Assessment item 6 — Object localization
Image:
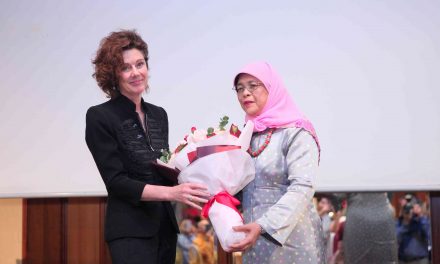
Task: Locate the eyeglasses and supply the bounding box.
[233,82,264,94]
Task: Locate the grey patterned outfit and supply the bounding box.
[242,127,326,263]
[344,192,398,263]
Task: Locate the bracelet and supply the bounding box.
[258,224,265,234]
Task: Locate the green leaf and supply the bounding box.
[159,149,171,163]
[219,115,229,130]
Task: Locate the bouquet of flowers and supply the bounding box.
[156,116,255,251]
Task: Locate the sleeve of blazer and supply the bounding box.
[85,106,146,206]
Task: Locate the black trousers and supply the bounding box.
[108,216,177,264]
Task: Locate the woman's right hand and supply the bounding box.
[170,183,211,210]
[141,183,210,210]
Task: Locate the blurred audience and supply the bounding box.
[176,219,196,264]
[180,192,432,264]
[317,196,334,243]
[330,211,346,264]
[315,194,346,264]
[191,219,216,264]
[396,194,431,264]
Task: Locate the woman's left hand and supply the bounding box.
[228,222,261,252]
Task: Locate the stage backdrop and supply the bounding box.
[1,1,439,198]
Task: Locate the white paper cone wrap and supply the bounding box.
[209,200,246,251]
[158,121,255,251]
[178,149,254,195]
[173,120,254,171]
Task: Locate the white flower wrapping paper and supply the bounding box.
[159,120,255,250]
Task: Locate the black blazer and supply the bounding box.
[86,94,178,242]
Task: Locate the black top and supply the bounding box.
[86,94,178,242]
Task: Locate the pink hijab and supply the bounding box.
[234,61,320,152]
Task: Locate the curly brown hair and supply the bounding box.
[92,29,149,98]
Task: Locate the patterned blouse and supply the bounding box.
[241,127,326,263]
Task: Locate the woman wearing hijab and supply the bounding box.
[229,62,326,263]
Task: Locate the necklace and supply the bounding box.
[247,128,275,157]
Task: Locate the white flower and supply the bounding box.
[187,129,207,143]
[214,128,227,135]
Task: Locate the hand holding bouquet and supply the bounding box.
[156,116,255,251]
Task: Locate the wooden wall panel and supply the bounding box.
[24,197,111,264]
[25,198,65,264]
[66,197,101,264]
[217,247,233,264]
[0,199,23,263]
[98,198,112,264]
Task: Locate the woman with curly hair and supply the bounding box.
[86,29,210,264]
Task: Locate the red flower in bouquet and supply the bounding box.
[160,116,241,163]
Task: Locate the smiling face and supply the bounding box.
[117,48,148,101]
[235,73,269,116]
